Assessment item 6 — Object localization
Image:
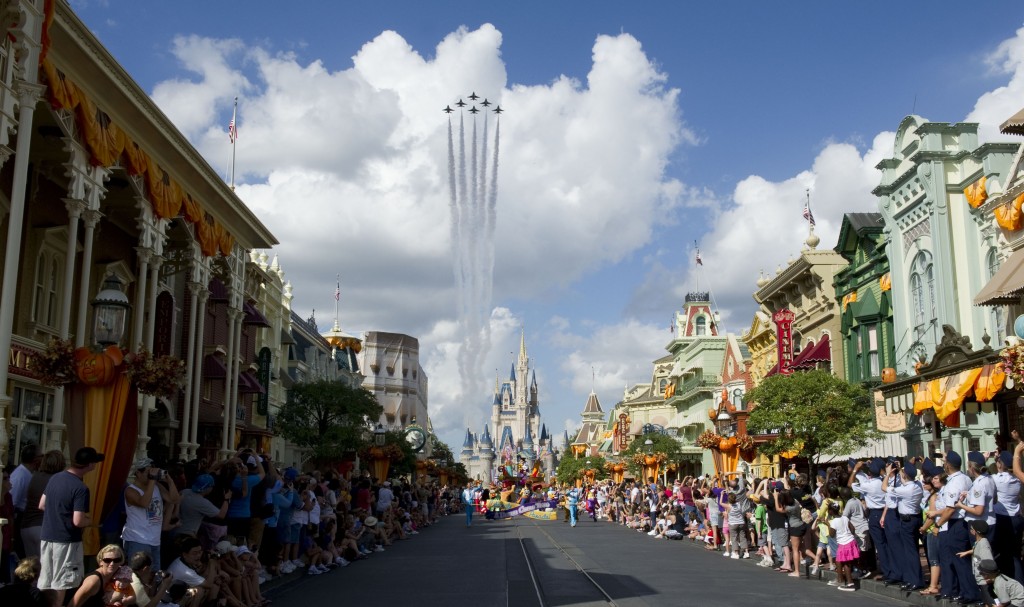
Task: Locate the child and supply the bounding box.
[980,559,1024,606]
[829,501,860,591]
[957,519,995,604]
[810,502,836,575]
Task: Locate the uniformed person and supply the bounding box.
[936,451,980,603]
[885,461,924,590]
[850,458,893,581]
[881,458,904,585]
[994,450,1023,584]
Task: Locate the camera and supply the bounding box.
[153,571,165,585]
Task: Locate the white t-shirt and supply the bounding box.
[308,491,321,525]
[122,483,163,546]
[167,557,204,587]
[830,515,855,546]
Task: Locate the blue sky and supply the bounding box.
[70,1,1024,451]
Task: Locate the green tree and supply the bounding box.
[746,369,879,470]
[275,380,383,462]
[555,455,607,486]
[429,434,455,464]
[383,429,418,478]
[621,432,684,477]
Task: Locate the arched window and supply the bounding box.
[910,252,934,327]
[695,316,706,336]
[988,249,1006,344]
[732,388,744,411]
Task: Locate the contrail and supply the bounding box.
[445,95,501,426]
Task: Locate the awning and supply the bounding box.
[280,329,295,345]
[203,354,227,379]
[208,278,229,302]
[243,302,271,327]
[791,334,831,370]
[974,249,1024,306]
[1001,107,1024,135]
[238,371,265,394]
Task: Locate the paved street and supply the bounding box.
[267,514,911,607]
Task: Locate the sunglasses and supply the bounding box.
[101,557,123,565]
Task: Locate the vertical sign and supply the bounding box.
[256,347,271,416]
[772,308,796,375]
[617,413,629,451]
[153,292,174,356]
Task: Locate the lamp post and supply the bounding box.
[92,275,130,346]
[374,423,385,446]
[370,423,390,483]
[644,438,654,482]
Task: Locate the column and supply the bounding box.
[219,307,239,458]
[47,199,84,453]
[227,309,243,451]
[136,254,162,459]
[0,81,44,465]
[188,289,209,457]
[74,210,102,347]
[178,281,200,458]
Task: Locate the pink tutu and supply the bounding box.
[836,540,860,562]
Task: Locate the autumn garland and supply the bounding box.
[29,337,77,387]
[123,347,186,398]
[696,429,723,449]
[1001,343,1024,386]
[735,434,755,451]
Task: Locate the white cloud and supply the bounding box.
[968,26,1024,143]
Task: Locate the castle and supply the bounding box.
[460,332,557,481]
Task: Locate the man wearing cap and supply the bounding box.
[879,458,905,586]
[37,446,103,605]
[850,458,894,582]
[123,456,180,571]
[980,558,1024,607]
[994,449,1023,584]
[227,452,265,547]
[180,474,231,537]
[883,460,925,590]
[935,450,981,604]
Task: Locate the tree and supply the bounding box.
[275,380,383,462]
[556,455,607,486]
[429,434,455,464]
[745,369,879,469]
[621,432,684,477]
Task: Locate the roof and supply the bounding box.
[974,248,1024,306]
[845,213,884,232]
[790,334,831,370]
[1001,107,1024,136]
[582,391,603,414]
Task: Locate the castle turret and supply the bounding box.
[459,428,474,469]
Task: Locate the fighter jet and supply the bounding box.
[468,106,480,114]
[480,98,491,107]
[493,105,503,114]
[455,99,467,107]
[443,106,454,113]
[468,92,480,100]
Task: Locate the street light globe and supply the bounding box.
[374,423,386,446]
[92,275,130,346]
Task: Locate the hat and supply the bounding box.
[903,463,917,479]
[363,516,378,527]
[999,450,1014,469]
[816,470,827,478]
[133,456,154,471]
[214,540,237,554]
[235,545,252,556]
[967,451,986,467]
[192,474,215,493]
[245,455,259,468]
[283,467,298,481]
[383,481,391,487]
[971,520,990,536]
[945,450,962,468]
[73,446,105,467]
[868,460,884,476]
[979,559,1000,575]
[847,458,857,469]
[772,481,784,491]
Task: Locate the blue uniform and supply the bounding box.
[938,471,978,602]
[891,479,924,587]
[854,472,893,580]
[567,488,580,527]
[994,471,1024,584]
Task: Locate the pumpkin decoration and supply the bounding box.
[719,437,737,451]
[74,345,124,387]
[881,367,896,383]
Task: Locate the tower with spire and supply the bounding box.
[464,329,554,481]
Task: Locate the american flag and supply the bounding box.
[228,118,238,143]
[334,284,340,301]
[803,203,815,227]
[695,249,703,266]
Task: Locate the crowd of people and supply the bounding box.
[0,444,454,606]
[493,438,1024,606]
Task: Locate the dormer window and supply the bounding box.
[695,316,706,336]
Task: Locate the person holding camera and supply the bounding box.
[128,551,177,607]
[123,457,180,571]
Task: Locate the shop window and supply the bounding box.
[988,249,1007,344]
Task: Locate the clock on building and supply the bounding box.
[405,425,427,452]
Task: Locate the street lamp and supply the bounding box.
[374,423,386,446]
[644,438,653,454]
[91,275,130,346]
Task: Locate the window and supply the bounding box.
[866,324,879,378]
[851,328,861,382]
[988,249,1007,344]
[732,388,744,411]
[29,230,67,338]
[7,386,54,464]
[695,316,706,336]
[910,252,934,327]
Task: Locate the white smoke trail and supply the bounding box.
[446,98,500,428]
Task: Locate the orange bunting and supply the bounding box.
[964,176,988,208]
[994,193,1024,231]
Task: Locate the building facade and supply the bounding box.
[358,331,428,432]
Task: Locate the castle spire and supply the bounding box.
[519,326,527,363]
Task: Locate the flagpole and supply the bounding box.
[230,97,238,191]
[335,273,340,326]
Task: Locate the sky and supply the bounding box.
[69,1,1024,452]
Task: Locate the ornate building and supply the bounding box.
[461,331,555,481]
[358,331,428,432]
